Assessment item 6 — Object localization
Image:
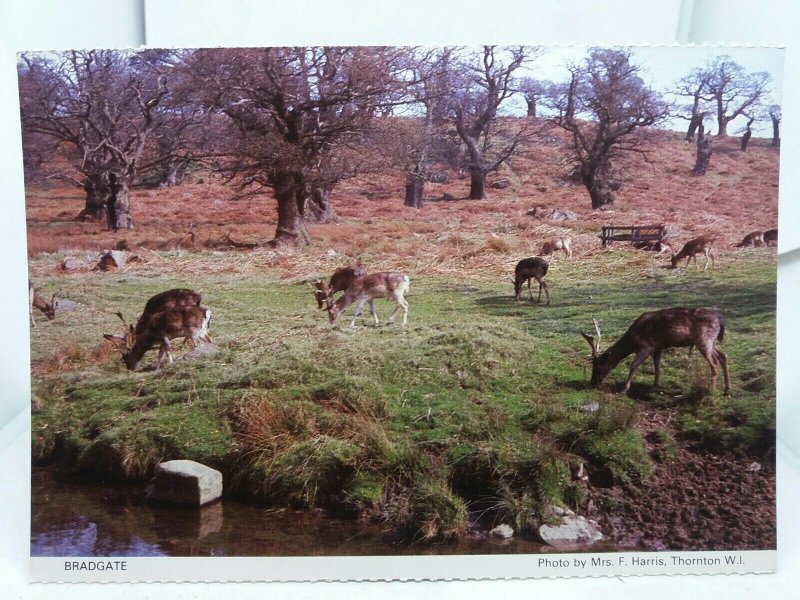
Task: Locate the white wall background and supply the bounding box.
[1,1,798,598]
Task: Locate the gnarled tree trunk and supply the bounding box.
[303,184,338,224]
[525,98,537,118]
[404,174,425,208]
[272,171,310,248]
[771,116,780,148]
[468,165,486,200]
[108,174,133,230]
[76,174,110,222]
[692,126,713,175]
[685,110,705,142]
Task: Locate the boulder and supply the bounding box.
[538,515,603,548]
[146,459,222,506]
[489,524,514,539]
[61,258,84,271]
[442,192,455,201]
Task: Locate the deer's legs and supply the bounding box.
[538,278,550,305]
[387,294,409,326]
[528,278,534,302]
[155,337,172,370]
[368,300,379,326]
[714,348,730,395]
[622,349,652,393]
[350,299,367,327]
[652,350,663,387]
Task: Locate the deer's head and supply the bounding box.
[103,312,137,368]
[580,319,608,386]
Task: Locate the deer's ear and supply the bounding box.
[104,333,127,345]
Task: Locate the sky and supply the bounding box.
[512,45,784,136]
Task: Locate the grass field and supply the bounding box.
[29,246,776,541]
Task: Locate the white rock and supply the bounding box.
[489,524,514,539]
[539,515,603,547]
[146,459,222,506]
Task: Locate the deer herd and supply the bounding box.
[28,225,776,395]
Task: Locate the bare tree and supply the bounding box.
[190,47,413,247]
[768,104,781,148]
[447,45,534,200]
[550,48,668,209]
[676,67,712,142]
[700,56,771,137]
[18,50,171,230]
[519,76,551,118]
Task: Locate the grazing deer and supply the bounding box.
[538,236,572,259]
[105,306,212,371]
[735,231,764,248]
[632,240,673,255]
[326,272,410,326]
[135,288,203,335]
[314,265,367,309]
[581,307,730,395]
[29,281,56,326]
[763,228,778,247]
[513,257,550,304]
[670,235,716,270]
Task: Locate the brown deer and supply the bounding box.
[632,240,673,254]
[670,235,716,270]
[29,281,56,326]
[763,228,778,246]
[581,307,730,395]
[513,257,550,304]
[135,288,203,336]
[326,272,410,326]
[538,236,572,259]
[314,265,367,309]
[105,306,212,371]
[735,231,764,248]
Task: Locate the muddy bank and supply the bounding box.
[587,406,776,551]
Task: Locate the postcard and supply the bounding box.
[21,44,779,581]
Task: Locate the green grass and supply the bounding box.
[30,249,776,540]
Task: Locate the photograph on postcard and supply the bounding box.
[20,44,779,577]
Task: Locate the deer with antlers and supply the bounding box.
[29,281,56,326]
[313,265,367,310]
[538,235,572,259]
[325,272,410,327]
[670,235,716,270]
[105,306,212,372]
[513,257,550,304]
[134,288,203,336]
[581,307,730,395]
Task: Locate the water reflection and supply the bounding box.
[32,469,552,556]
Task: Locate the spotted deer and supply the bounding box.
[29,281,56,326]
[581,307,730,395]
[135,288,203,335]
[314,265,367,309]
[670,235,716,270]
[513,257,550,304]
[105,306,212,371]
[325,272,410,326]
[735,231,764,248]
[538,236,572,259]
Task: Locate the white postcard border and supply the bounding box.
[30,550,775,582]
